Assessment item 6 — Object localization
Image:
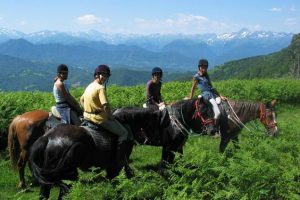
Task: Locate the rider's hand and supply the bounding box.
[220,95,228,101]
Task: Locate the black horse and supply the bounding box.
[29,108,170,200]
[126,98,215,164]
[218,99,278,152]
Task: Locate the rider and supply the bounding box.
[145,67,165,110]
[53,64,82,125]
[189,59,226,135]
[80,64,129,166]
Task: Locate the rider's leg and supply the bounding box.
[209,98,221,135]
[100,119,129,166]
[70,109,81,125]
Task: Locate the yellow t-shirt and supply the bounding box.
[82,81,109,124]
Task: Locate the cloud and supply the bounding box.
[284,18,298,26]
[77,14,110,25]
[270,7,282,12]
[132,14,246,34]
[19,21,27,26]
[289,7,296,12]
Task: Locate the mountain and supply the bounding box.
[0,28,293,69]
[0,53,194,91]
[210,33,300,80]
[0,39,195,70]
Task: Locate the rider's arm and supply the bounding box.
[189,78,197,99]
[99,88,113,119]
[56,81,82,113]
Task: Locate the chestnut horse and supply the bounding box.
[218,99,278,152]
[8,110,49,188]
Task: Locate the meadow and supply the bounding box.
[0,79,299,199]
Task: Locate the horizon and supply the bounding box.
[0,0,299,35]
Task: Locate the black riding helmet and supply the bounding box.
[94,64,111,77]
[198,59,209,68]
[57,64,68,73]
[152,67,163,76]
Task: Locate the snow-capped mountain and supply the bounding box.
[0,27,295,71]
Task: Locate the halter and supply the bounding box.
[192,99,215,126]
[259,103,277,129]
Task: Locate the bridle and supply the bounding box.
[259,103,277,129]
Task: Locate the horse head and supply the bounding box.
[196,98,216,135]
[260,100,278,137]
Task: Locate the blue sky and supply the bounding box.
[0,0,299,34]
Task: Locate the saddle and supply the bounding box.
[81,120,117,151]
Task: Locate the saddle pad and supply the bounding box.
[45,114,61,129]
[81,126,116,151]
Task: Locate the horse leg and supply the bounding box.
[231,135,240,149]
[17,149,27,188]
[161,146,174,164]
[39,184,51,200]
[106,166,121,180]
[219,137,230,153]
[58,182,71,200]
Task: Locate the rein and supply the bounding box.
[167,106,189,137]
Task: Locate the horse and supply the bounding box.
[8,107,171,188]
[29,108,170,200]
[8,110,49,188]
[128,98,216,164]
[218,99,278,153]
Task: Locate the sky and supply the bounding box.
[0,0,299,34]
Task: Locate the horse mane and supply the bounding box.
[113,107,154,123]
[227,100,260,120]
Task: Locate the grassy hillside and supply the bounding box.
[210,33,300,80]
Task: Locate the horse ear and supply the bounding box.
[271,100,277,107]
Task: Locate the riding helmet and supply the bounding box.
[57,64,68,73]
[94,64,111,77]
[152,67,163,76]
[198,59,209,68]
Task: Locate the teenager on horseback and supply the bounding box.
[53,64,82,125]
[188,59,226,135]
[145,67,165,110]
[80,65,129,166]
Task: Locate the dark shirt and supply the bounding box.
[146,80,162,104]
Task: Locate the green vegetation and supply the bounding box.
[0,79,300,199]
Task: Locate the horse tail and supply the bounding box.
[29,135,82,185]
[8,115,21,170]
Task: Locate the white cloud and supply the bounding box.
[19,21,27,26]
[284,18,298,26]
[289,7,296,12]
[270,7,282,12]
[77,14,110,25]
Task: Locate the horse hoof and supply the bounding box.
[18,182,26,189]
[124,167,135,179]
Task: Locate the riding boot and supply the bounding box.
[213,120,221,138]
[116,140,129,167]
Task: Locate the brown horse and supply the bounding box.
[8,110,49,188]
[218,99,278,152]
